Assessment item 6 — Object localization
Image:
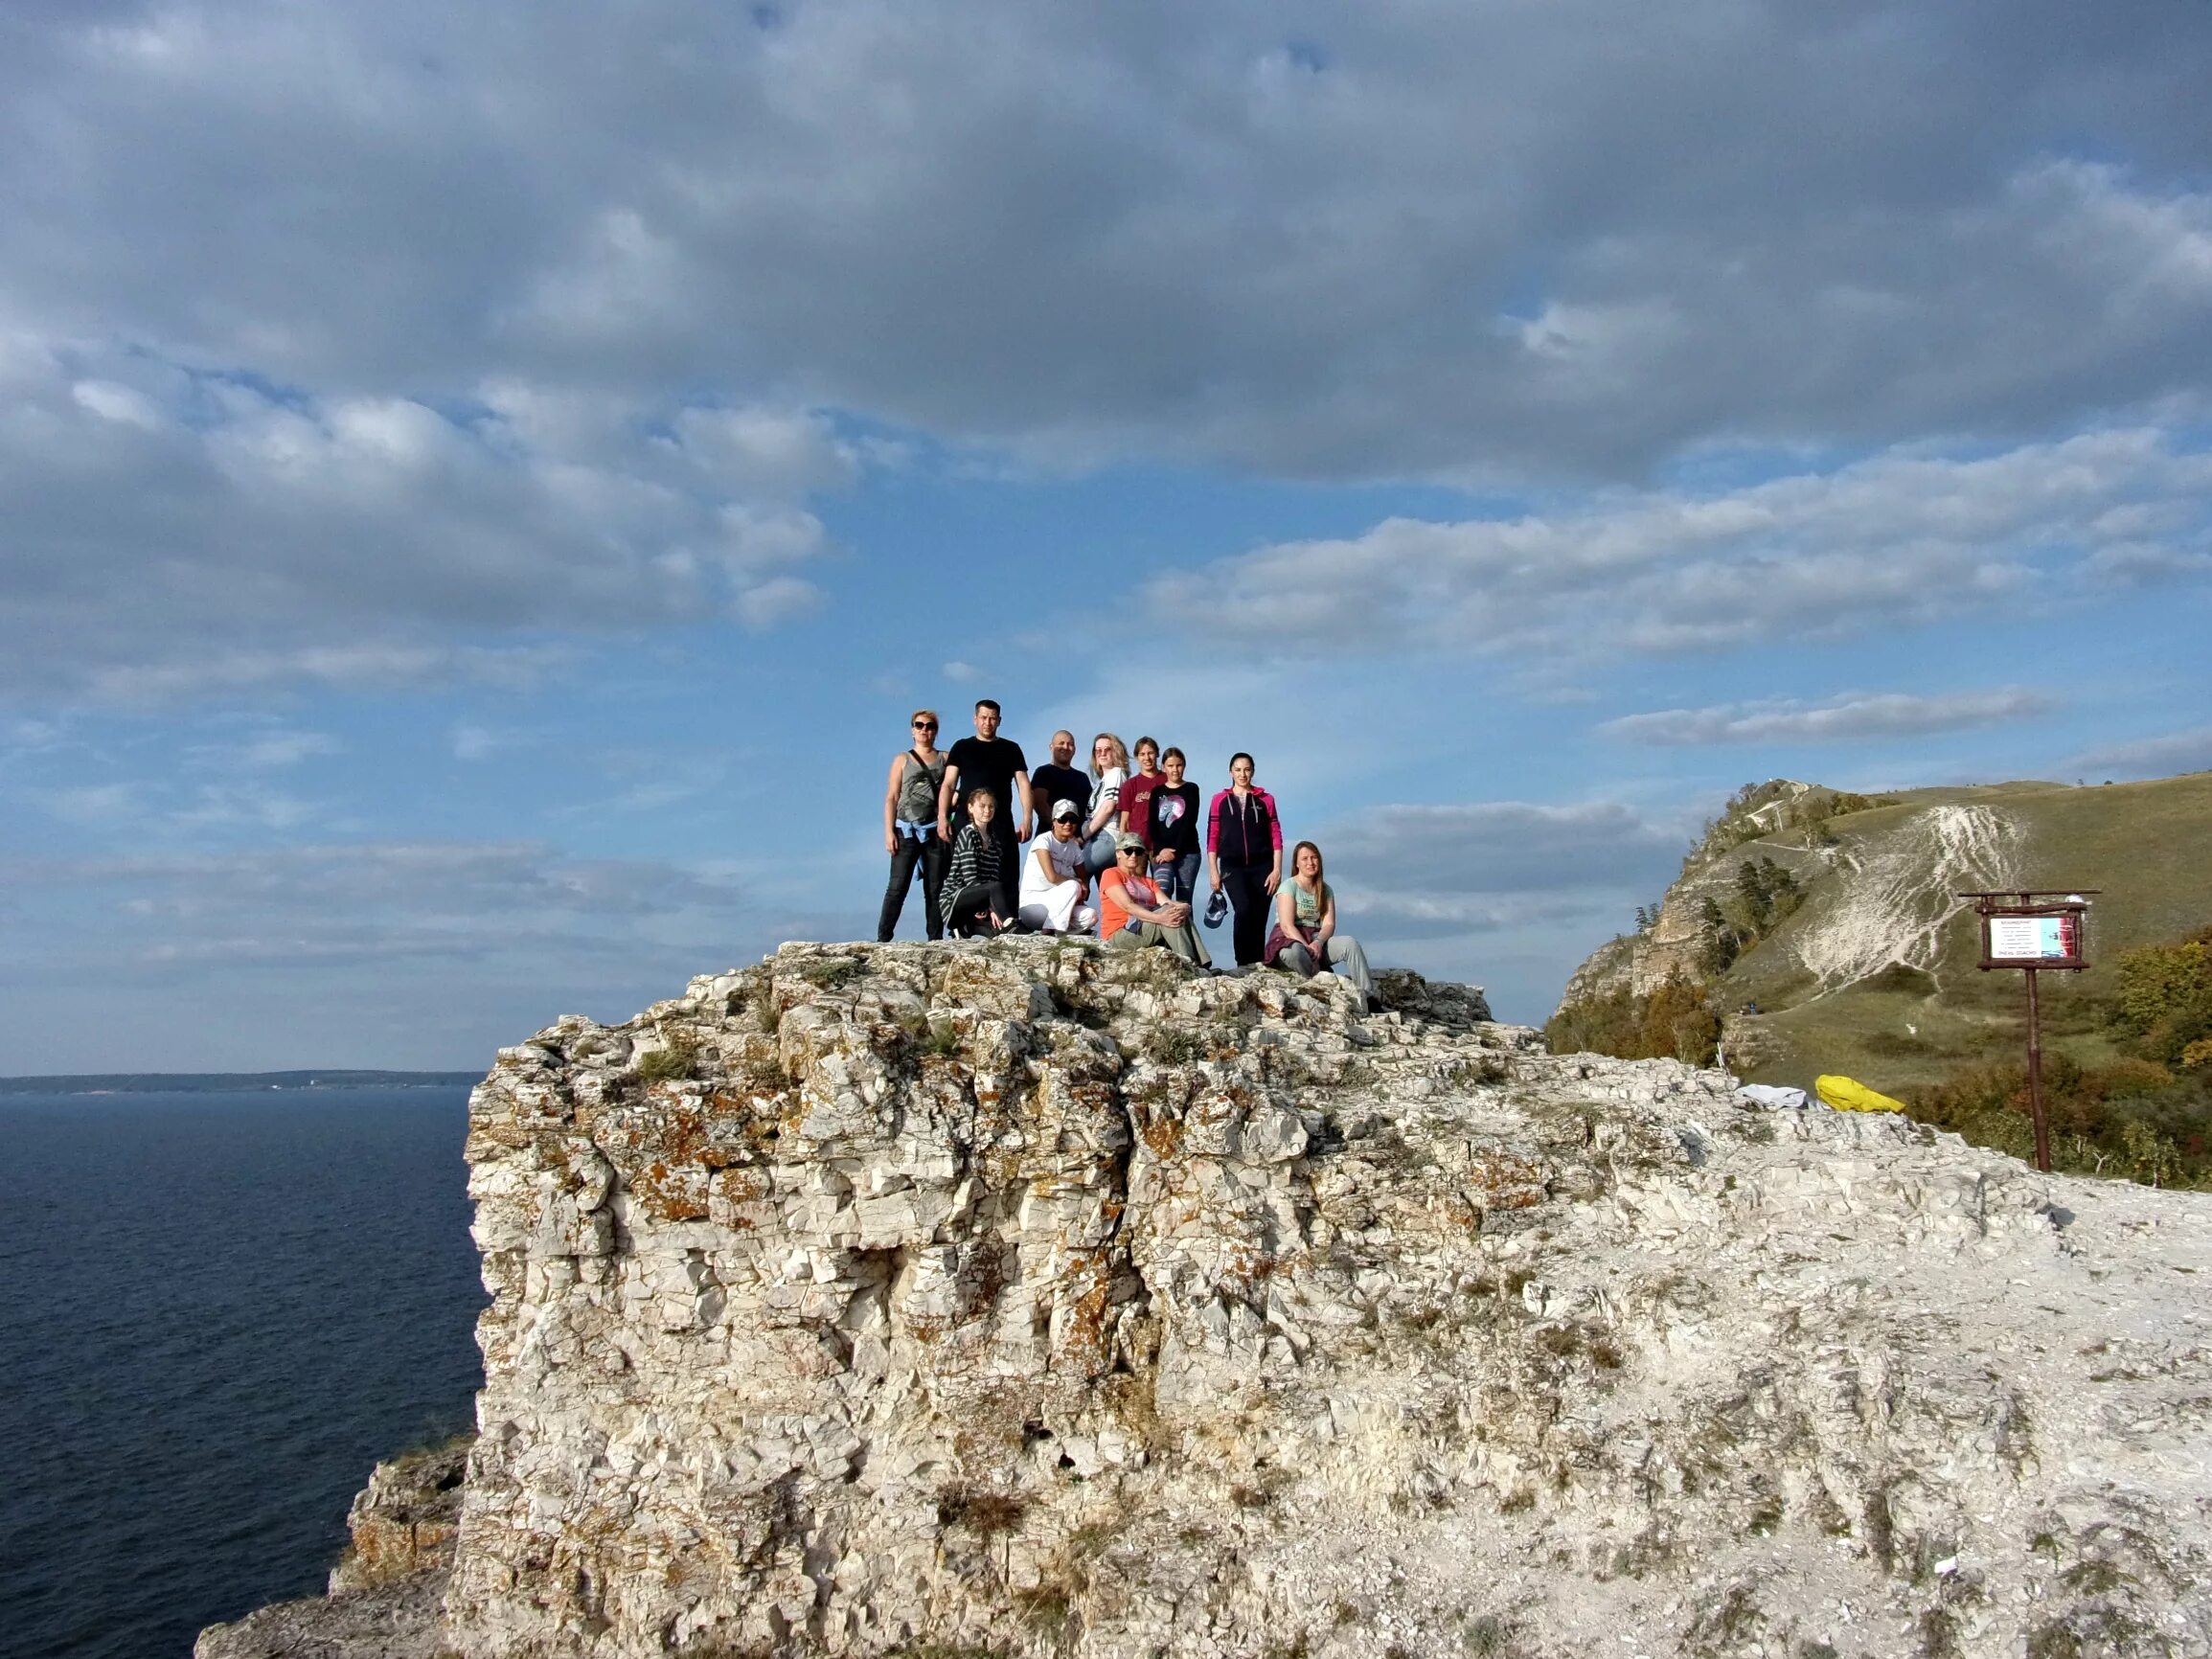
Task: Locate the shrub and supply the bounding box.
[1908,1055,2212,1189]
[1546,975,1719,1067]
[635,1033,701,1084]
[1642,975,1722,1065]
[2109,930,2212,1066]
[1544,986,1640,1057]
[935,1487,1027,1534]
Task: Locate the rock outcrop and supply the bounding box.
[196,1436,469,1659]
[203,939,2212,1658]
[327,1436,472,1595]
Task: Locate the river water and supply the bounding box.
[0,1087,485,1659]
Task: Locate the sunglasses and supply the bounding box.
[912,720,938,730]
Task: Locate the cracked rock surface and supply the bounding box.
[205,940,2212,1658]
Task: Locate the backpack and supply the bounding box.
[897,751,945,825]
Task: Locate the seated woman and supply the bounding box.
[1099,833,1212,967]
[1019,799,1101,934]
[1266,840,1377,1008]
[940,786,1018,937]
[1083,732,1129,875]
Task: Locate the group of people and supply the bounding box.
[878,700,1375,1004]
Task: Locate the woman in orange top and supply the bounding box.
[1099,834,1211,967]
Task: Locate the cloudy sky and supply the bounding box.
[4,0,2209,1070]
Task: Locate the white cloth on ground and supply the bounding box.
[1736,1083,1812,1110]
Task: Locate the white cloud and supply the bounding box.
[167,783,320,832]
[451,723,499,761]
[1322,801,1682,904]
[2068,725,2212,779]
[186,729,343,770]
[0,336,848,701]
[661,406,858,498]
[1295,796,1686,1021]
[1601,689,2053,747]
[79,643,574,704]
[32,783,142,827]
[1151,428,2212,660]
[0,837,784,1066]
[942,661,984,684]
[735,574,826,631]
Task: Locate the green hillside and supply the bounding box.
[1553,771,2212,1097]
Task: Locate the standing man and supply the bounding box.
[938,699,1032,897]
[1028,729,1092,840]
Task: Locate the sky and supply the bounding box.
[3,0,2210,1072]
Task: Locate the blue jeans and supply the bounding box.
[1152,851,1200,904]
[1083,828,1120,877]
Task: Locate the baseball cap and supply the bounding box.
[1052,798,1081,822]
[1114,832,1146,853]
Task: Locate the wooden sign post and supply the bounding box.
[1960,890,2095,1172]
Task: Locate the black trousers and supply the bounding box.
[1221,864,1273,966]
[878,832,950,942]
[944,875,1017,937]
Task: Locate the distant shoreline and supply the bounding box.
[0,1069,481,1095]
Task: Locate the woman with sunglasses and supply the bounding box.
[878,708,949,941]
[1100,833,1212,967]
[1082,732,1130,875]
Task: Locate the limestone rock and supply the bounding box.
[328,1435,473,1593]
[195,1435,472,1659]
[210,940,2212,1659]
[192,1570,446,1659]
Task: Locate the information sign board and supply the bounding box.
[1962,889,2095,1173]
[1984,911,2082,966]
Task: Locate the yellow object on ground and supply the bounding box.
[1815,1074,1906,1114]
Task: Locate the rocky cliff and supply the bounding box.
[201,939,2212,1659]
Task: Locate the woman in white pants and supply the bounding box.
[1266,840,1378,1010]
[1019,799,1101,934]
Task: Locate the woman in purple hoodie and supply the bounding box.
[1205,752,1283,966]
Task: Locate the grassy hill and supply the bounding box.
[1554,771,2212,1097]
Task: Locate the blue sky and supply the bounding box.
[3,1,2210,1070]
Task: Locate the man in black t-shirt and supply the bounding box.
[1028,729,1092,838]
[937,699,1032,880]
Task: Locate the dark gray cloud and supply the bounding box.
[5,2,2209,472]
[4,2,2210,695]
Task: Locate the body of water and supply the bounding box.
[0,1087,486,1659]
